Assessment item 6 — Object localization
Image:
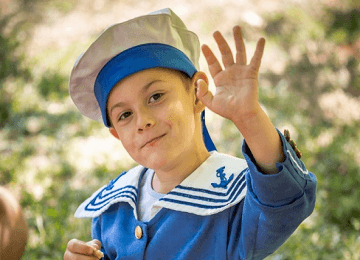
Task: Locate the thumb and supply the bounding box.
[196,79,213,109]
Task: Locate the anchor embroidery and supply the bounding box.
[211,166,234,189]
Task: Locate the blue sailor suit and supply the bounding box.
[75,130,317,260]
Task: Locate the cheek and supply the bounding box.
[167,101,184,123]
[163,100,195,133]
[161,101,182,123]
[117,129,137,156]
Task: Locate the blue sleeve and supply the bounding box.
[231,128,317,260]
[92,216,110,260]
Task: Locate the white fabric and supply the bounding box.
[137,169,165,222]
[69,8,200,123]
[74,151,248,219]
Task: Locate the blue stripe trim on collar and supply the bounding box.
[84,186,138,211]
[164,174,245,203]
[105,171,127,190]
[97,185,138,200]
[85,194,137,211]
[159,181,246,209]
[173,168,247,196]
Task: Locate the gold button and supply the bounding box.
[135,225,143,239]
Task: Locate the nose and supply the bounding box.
[137,108,155,132]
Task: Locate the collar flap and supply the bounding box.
[75,152,248,218]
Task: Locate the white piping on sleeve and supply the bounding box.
[286,150,309,175]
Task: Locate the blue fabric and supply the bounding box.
[201,110,216,152]
[94,43,216,152]
[91,129,317,260]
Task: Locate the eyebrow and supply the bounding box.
[109,79,164,115]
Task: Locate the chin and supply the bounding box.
[138,152,171,170]
[144,158,168,170]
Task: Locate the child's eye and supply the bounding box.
[118,111,132,121]
[149,93,164,103]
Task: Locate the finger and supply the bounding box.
[196,79,214,110]
[93,249,104,259]
[86,239,102,251]
[249,37,265,71]
[233,26,247,65]
[67,239,96,256]
[201,44,223,79]
[64,250,99,260]
[213,31,235,68]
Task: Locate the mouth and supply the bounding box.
[141,134,166,148]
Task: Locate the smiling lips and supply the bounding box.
[142,134,166,148]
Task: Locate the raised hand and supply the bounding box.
[197,26,265,124]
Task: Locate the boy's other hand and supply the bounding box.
[64,239,104,260]
[198,26,265,124]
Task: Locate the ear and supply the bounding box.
[191,71,209,113]
[109,127,120,140]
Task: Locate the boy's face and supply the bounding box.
[107,68,207,171]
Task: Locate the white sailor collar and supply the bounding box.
[74,151,248,218]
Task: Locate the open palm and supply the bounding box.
[197,26,265,123]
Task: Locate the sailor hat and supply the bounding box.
[69,8,216,151]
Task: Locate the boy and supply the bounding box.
[65,8,317,260]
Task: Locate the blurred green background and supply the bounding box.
[1,0,359,259]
